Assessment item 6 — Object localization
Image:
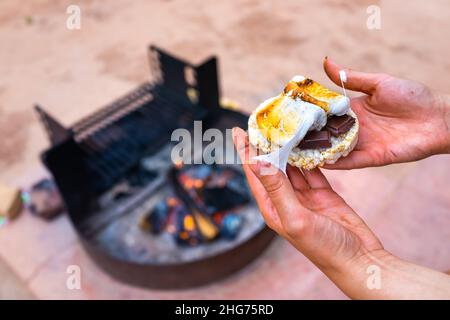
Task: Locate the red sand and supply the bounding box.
[0,0,449,299]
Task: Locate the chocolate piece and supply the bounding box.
[298,130,331,149]
[325,115,355,136]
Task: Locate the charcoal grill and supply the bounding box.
[35,45,275,289]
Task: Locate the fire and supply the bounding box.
[140,165,248,246]
[174,159,183,169]
[193,179,204,189]
[212,212,224,225]
[179,176,204,190]
[166,197,178,207]
[184,179,195,189]
[178,231,189,240]
[184,214,195,231]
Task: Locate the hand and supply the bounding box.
[323,58,450,169]
[232,127,450,299]
[232,127,383,288]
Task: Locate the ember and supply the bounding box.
[140,164,249,246]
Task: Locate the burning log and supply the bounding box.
[139,164,248,246]
[139,200,170,234]
[175,209,201,246]
[201,166,250,213]
[192,211,219,241]
[169,167,220,242]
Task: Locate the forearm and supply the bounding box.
[325,249,450,299]
[435,91,450,154]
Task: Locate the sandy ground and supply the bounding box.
[0,0,449,299]
[1,0,450,182]
[0,258,34,299]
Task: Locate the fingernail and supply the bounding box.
[250,160,271,175]
[258,160,272,168]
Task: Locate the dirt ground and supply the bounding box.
[0,0,449,299]
[1,0,450,182]
[0,258,34,299]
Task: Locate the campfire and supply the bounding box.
[139,164,250,246]
[35,45,275,288]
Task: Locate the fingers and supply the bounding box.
[251,161,312,237]
[232,127,256,163]
[287,165,331,190]
[231,128,312,235]
[249,160,307,229]
[303,168,332,189]
[286,165,309,191]
[322,150,376,170]
[232,127,284,232]
[323,57,385,95]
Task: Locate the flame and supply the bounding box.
[185,179,194,189]
[166,197,178,207]
[179,231,189,240]
[180,176,204,190]
[184,214,195,231]
[174,160,183,169]
[212,212,224,224]
[193,179,204,189]
[194,211,219,240]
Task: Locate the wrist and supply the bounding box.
[325,248,399,299]
[327,247,450,299]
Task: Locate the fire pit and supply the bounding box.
[140,164,251,246]
[35,45,275,289]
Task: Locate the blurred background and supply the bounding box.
[0,0,449,299]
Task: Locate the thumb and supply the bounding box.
[323,57,385,95]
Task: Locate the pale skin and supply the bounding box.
[232,58,450,299]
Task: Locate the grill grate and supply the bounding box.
[75,88,206,193]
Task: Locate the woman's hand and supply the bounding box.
[232,127,383,271]
[232,127,384,293]
[233,127,450,299]
[323,58,450,169]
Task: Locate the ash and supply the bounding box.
[93,192,263,264]
[83,146,265,264]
